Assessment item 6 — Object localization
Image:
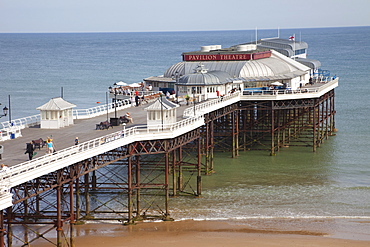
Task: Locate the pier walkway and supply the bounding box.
[0,93,241,209]
[0,101,190,167]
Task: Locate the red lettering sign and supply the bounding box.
[183,53,252,61]
[183,51,271,61]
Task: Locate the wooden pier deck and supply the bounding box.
[0,100,190,167]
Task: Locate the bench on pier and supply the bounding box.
[32,138,46,150]
[96,121,113,130]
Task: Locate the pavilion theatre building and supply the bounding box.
[144,38,338,154]
[144,38,325,100]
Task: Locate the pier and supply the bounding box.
[0,79,338,246]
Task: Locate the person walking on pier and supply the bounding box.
[25,141,35,160]
[46,138,55,154]
[75,137,79,145]
[135,95,140,107]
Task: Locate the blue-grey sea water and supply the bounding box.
[1,27,370,222]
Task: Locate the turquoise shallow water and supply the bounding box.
[170,147,370,220]
[1,27,370,221]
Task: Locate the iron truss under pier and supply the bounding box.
[0,89,336,246]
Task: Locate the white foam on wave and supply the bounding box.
[173,215,370,222]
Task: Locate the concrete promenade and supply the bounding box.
[0,99,190,167]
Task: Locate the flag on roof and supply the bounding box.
[289,35,295,41]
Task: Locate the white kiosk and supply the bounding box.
[37,97,76,129]
[145,96,179,129]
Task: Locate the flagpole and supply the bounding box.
[255,27,258,46]
[293,33,296,60]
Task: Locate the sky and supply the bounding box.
[0,0,369,33]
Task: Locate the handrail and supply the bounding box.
[109,90,161,97]
[73,99,132,119]
[0,126,23,142]
[0,115,40,130]
[0,114,205,193]
[242,78,338,96]
[0,92,161,130]
[183,91,240,117]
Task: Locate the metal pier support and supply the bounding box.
[0,91,337,244]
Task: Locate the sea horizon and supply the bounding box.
[1,24,369,34]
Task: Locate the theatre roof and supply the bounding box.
[145,97,179,111]
[165,50,310,80]
[176,64,232,86]
[295,58,321,70]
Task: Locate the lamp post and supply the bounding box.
[109,84,119,126]
[192,87,196,117]
[112,85,117,119]
[160,93,164,131]
[114,90,117,118]
[3,95,11,124]
[106,92,109,122]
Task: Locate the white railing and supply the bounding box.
[73,99,132,119]
[109,90,161,98]
[183,91,241,117]
[316,77,339,93]
[144,115,205,133]
[0,92,161,131]
[0,115,40,130]
[0,126,23,142]
[243,88,318,96]
[0,114,205,201]
[76,91,161,119]
[242,78,339,97]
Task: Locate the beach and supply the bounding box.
[34,219,370,247]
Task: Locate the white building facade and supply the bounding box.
[37,97,76,129]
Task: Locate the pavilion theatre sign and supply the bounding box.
[183,51,271,61]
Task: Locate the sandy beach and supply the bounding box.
[34,218,370,247]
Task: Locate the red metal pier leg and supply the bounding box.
[135,156,142,220]
[164,152,171,220]
[197,138,202,196]
[6,207,12,247]
[69,181,75,247]
[0,210,5,247]
[56,185,63,247]
[127,155,134,224]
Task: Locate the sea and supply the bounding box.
[1,26,370,239]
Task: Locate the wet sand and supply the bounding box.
[35,219,370,247]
